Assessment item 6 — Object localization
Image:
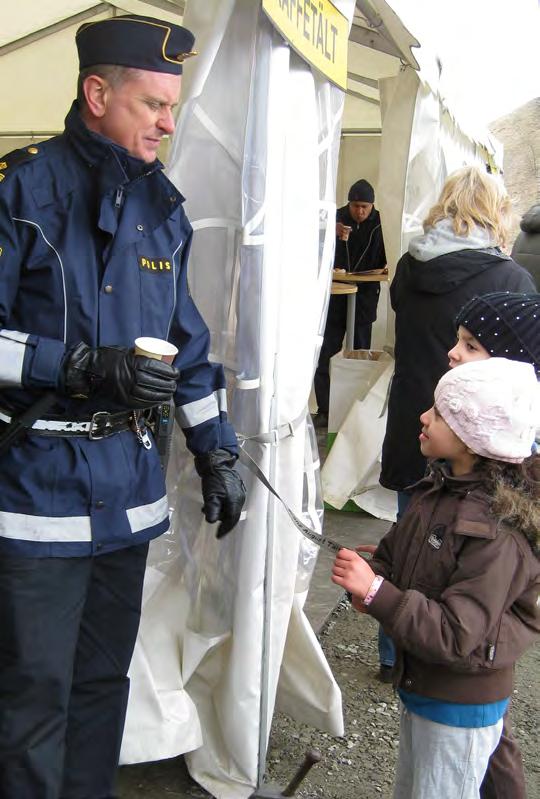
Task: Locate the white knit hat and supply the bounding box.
[434,358,539,463]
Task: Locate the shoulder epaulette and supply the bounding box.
[0,145,43,183]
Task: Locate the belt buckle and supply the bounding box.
[89,411,112,440]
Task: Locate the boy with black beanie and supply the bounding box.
[449,292,540,376]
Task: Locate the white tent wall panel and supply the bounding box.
[341,94,381,130]
[347,37,403,84]
[402,81,491,253]
[376,68,418,281]
[0,0,97,46]
[114,0,184,21]
[0,23,82,133]
[122,2,349,795]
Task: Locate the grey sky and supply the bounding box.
[390,0,540,125]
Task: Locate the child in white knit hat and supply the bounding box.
[332,358,540,799]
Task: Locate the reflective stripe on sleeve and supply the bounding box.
[216,388,227,413]
[176,392,221,429]
[0,330,29,386]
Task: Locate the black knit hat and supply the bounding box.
[455,292,540,375]
[348,179,375,203]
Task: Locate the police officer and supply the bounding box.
[314,178,386,427]
[0,15,245,798]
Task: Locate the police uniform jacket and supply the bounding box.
[0,102,237,557]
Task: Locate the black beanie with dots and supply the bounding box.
[455,292,540,376]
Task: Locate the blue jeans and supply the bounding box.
[378,626,396,667]
[378,490,413,667]
[397,490,413,518]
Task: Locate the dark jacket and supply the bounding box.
[380,247,535,491]
[368,462,540,704]
[334,205,386,324]
[511,204,540,288]
[0,102,237,557]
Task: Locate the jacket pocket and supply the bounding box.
[136,247,175,339]
[484,610,539,670]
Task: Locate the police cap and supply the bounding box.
[76,15,196,75]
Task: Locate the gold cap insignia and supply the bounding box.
[176,50,197,63]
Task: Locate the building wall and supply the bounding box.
[490,97,540,245]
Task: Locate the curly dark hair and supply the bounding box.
[482,454,540,555]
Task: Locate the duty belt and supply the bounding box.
[0,408,143,440]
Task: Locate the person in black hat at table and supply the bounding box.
[314,179,387,427]
[0,14,245,798]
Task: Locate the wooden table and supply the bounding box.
[331,270,388,349]
[330,281,357,350]
[333,269,389,284]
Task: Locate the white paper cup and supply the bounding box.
[134,337,178,364]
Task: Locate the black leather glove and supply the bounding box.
[194,449,246,538]
[61,343,179,408]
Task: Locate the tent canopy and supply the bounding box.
[0,0,499,168]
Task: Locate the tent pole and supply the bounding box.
[257,355,279,788]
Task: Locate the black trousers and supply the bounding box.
[0,542,149,799]
[314,293,372,416]
[480,708,526,799]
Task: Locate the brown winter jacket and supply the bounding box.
[368,461,540,704]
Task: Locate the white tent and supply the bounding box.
[123,4,353,796]
[0,3,502,797]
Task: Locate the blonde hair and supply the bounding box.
[424,166,512,248]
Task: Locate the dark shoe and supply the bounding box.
[313,412,328,430]
[378,665,394,684]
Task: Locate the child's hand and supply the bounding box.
[355,544,377,556]
[332,547,376,600]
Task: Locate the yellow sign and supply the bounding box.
[263,0,348,90]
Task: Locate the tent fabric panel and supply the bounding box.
[121,2,348,796]
[0,15,108,133]
[0,0,98,48]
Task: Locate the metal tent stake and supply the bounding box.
[249,749,322,798]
